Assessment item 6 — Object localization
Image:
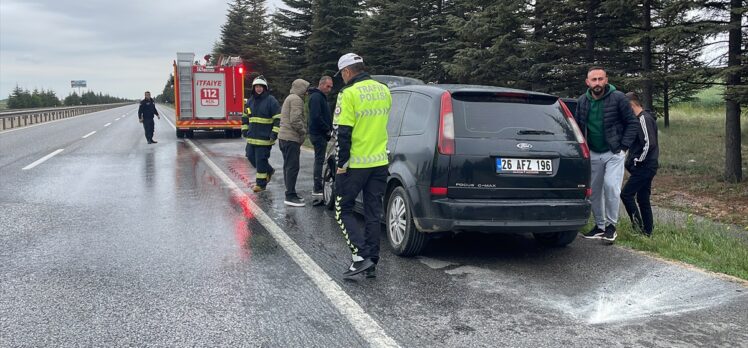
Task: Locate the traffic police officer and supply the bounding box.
[242,76,282,192]
[333,53,391,278]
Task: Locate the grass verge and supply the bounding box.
[608,218,748,281]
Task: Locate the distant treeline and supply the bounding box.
[6,85,131,109]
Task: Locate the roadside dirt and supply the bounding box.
[652,174,748,228]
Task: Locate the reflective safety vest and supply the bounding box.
[334,77,391,169]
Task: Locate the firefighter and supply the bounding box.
[138,91,160,144]
[242,76,282,192]
[333,53,391,278]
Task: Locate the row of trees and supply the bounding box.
[62,91,131,106]
[199,0,744,181]
[6,86,61,109]
[6,85,131,109]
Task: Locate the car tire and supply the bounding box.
[386,186,427,256]
[533,230,578,247]
[322,165,335,210]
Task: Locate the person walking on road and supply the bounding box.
[621,92,659,236]
[575,66,638,243]
[242,76,282,193]
[138,91,160,144]
[308,76,334,199]
[278,78,311,207]
[333,53,391,278]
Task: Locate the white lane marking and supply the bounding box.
[22,149,64,170]
[115,118,120,121]
[82,131,96,139]
[104,122,112,127]
[162,113,400,348]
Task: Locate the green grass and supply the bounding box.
[658,104,748,178]
[611,219,748,281]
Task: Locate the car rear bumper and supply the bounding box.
[413,198,590,233]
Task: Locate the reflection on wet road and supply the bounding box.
[1,105,746,347]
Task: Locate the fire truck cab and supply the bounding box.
[173,52,245,138]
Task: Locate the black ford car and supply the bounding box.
[322,83,591,256]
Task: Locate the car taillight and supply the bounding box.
[560,100,589,159]
[438,92,455,155]
[585,188,592,198]
[430,187,448,196]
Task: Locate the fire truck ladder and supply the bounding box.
[176,52,195,119]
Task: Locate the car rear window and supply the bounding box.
[452,93,574,139]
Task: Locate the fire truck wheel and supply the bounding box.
[176,130,185,138]
[186,130,194,138]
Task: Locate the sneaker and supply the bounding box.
[582,226,605,239]
[151,140,158,143]
[312,191,323,197]
[252,185,266,193]
[602,225,617,242]
[365,266,376,279]
[284,196,305,207]
[342,258,375,278]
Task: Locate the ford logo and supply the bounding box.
[516,143,533,150]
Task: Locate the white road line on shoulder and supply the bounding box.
[22,149,64,170]
[82,131,96,139]
[115,118,120,121]
[104,122,111,127]
[163,114,399,348]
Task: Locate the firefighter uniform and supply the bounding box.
[333,54,391,276]
[243,77,281,191]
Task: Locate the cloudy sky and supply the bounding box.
[0,0,280,100]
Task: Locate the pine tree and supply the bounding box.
[444,0,531,88]
[305,0,360,79]
[217,0,250,56]
[273,0,313,84]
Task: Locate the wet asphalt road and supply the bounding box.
[1,105,746,347]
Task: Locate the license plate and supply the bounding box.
[496,158,552,174]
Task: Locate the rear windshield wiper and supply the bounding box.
[517,129,554,135]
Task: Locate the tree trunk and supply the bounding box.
[585,0,598,64]
[663,79,670,128]
[642,0,654,112]
[724,0,743,183]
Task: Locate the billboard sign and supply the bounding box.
[71,80,87,88]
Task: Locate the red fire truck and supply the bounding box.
[173,52,245,138]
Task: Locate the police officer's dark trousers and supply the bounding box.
[335,165,387,263]
[245,144,274,187]
[142,117,155,142]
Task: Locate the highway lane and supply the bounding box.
[1,104,746,347]
[0,106,367,347]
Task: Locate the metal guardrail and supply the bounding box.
[0,103,134,131]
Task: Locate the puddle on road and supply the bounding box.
[419,258,745,325]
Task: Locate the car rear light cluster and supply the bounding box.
[430,187,448,196]
[438,92,455,155]
[559,100,590,160]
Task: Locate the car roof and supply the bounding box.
[392,84,558,99]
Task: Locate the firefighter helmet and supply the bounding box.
[252,76,268,87]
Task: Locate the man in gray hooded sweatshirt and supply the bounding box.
[279,78,311,207]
